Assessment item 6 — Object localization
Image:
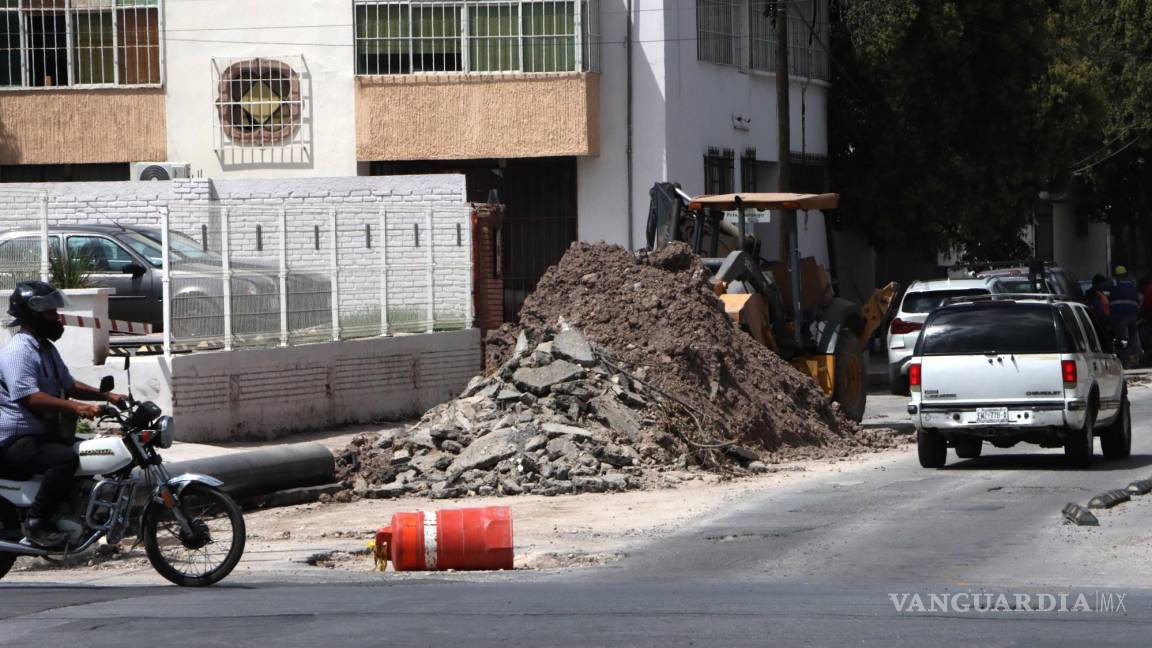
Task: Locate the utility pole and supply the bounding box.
[774,1,802,347]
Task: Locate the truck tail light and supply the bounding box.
[890,318,923,335]
[1062,360,1077,386]
[909,363,921,390]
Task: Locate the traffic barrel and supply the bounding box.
[373,506,513,571]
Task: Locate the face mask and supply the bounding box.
[27,316,65,342]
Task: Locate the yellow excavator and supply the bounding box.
[647,183,899,421]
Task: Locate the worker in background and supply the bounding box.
[1088,274,1112,330]
[1110,266,1142,367]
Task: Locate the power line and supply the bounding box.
[1071,136,1140,176]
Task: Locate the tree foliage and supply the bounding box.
[828,0,1103,260]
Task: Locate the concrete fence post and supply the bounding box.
[161,207,172,358]
[329,208,340,341]
[462,207,474,329]
[279,208,289,347]
[379,208,390,336]
[426,207,435,333]
[221,206,233,351]
[38,193,49,282]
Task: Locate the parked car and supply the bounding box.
[974,264,1084,300]
[908,294,1129,469]
[0,225,330,336]
[887,278,1005,395]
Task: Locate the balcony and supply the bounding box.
[354,0,600,160]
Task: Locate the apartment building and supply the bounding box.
[0,0,833,316]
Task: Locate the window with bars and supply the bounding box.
[354,0,598,75]
[0,0,161,89]
[704,148,735,195]
[740,148,757,192]
[697,0,829,80]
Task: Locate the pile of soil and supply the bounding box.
[491,241,895,460]
[332,242,902,502]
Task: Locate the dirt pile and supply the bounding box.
[333,242,901,501]
[497,241,894,457]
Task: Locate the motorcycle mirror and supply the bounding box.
[99,376,114,393]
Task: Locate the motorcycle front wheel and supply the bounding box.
[143,483,245,587]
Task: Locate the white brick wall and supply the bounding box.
[0,175,472,337]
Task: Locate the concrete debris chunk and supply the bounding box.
[447,429,522,478]
[553,329,596,367]
[512,360,585,396]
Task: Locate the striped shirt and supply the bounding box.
[0,330,74,447]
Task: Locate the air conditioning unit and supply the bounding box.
[131,162,192,182]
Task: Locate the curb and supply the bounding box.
[1087,489,1131,510]
[1062,502,1099,526]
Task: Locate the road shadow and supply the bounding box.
[945,452,1152,472]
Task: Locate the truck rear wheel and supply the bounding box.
[1100,393,1132,460]
[833,329,867,422]
[918,429,947,468]
[1064,407,1095,469]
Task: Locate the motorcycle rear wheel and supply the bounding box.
[0,502,18,580]
[143,483,245,587]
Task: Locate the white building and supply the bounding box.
[0,0,833,315]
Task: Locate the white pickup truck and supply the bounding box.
[908,295,1130,468]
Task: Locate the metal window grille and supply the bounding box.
[0,0,162,89]
[702,0,829,80]
[704,147,735,195]
[696,0,735,66]
[212,55,313,167]
[354,0,598,75]
[740,148,757,192]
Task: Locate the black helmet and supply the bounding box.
[8,280,71,327]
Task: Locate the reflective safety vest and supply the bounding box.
[1110,279,1141,317]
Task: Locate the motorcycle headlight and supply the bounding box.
[156,416,175,449]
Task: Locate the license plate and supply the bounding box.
[976,407,1010,424]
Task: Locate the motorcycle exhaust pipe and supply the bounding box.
[0,539,49,557]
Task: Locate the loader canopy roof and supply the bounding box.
[688,192,839,211]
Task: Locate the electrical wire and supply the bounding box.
[1071,136,1141,176]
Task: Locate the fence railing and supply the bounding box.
[0,191,474,356]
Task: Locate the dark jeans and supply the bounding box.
[0,435,78,519]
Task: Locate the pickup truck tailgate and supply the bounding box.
[920,353,1064,405]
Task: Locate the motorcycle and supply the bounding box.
[0,366,245,587]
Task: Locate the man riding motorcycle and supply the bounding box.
[0,281,126,546]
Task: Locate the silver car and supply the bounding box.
[0,225,330,336]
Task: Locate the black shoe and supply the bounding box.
[22,518,67,548]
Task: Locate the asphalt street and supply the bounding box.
[6,386,1152,646]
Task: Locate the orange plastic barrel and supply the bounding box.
[375,506,513,572]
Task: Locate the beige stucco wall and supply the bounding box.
[356,72,599,161]
[0,89,166,165]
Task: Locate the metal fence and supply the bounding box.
[354,0,600,75]
[0,191,474,355]
[165,204,473,351]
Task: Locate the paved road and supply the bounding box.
[6,387,1152,646]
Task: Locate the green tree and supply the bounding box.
[828,0,1100,261]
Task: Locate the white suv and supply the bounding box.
[887,278,1004,395]
[909,295,1129,468]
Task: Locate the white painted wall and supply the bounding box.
[163,0,357,178]
[1051,200,1111,281]
[576,0,830,256]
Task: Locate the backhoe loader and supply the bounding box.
[647,183,899,421]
